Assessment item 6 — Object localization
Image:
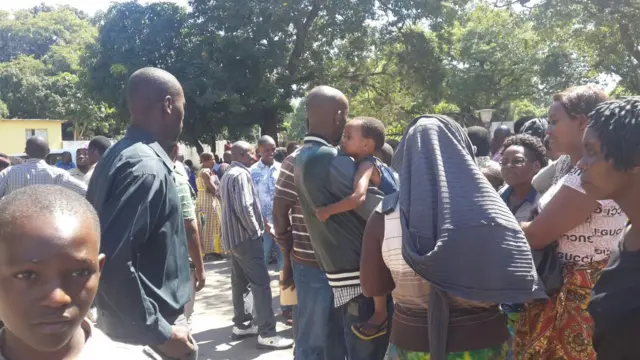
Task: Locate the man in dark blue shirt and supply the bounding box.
[86,67,195,360]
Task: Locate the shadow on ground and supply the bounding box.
[192,258,294,360]
[194,324,293,360]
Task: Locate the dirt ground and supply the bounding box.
[191,258,294,360]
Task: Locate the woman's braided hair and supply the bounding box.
[588,97,640,171]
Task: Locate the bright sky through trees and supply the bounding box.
[0,0,188,14]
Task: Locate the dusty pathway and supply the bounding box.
[192,258,295,360]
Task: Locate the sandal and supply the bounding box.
[351,318,388,340]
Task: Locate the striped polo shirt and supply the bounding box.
[273,149,318,267]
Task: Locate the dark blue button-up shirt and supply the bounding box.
[86,125,191,345]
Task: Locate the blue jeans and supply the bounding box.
[341,294,391,360]
[263,233,282,271]
[292,260,346,360]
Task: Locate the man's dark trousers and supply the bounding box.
[230,237,277,337]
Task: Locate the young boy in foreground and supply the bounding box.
[0,185,160,360]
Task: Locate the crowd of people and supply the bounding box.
[0,66,639,360]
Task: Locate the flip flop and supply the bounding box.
[351,318,388,340]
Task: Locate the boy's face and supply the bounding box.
[340,121,372,158]
[0,214,104,352]
[259,143,276,164]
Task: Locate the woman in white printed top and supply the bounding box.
[513,86,628,360]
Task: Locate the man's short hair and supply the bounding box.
[521,118,548,140]
[467,126,491,156]
[514,116,534,134]
[88,136,111,156]
[285,142,299,155]
[354,117,386,151]
[0,185,101,241]
[25,136,49,159]
[274,147,287,163]
[9,156,23,165]
[200,152,214,162]
[257,135,276,148]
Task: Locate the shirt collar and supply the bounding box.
[148,142,175,173]
[304,134,331,146]
[500,185,538,204]
[26,158,46,164]
[231,161,250,172]
[124,126,174,172]
[125,125,154,143]
[256,159,277,169]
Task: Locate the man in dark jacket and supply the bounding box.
[86,67,196,360]
[293,85,387,360]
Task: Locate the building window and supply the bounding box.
[25,129,48,141]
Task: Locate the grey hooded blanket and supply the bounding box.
[384,115,546,359]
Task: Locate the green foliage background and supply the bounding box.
[0,0,638,145]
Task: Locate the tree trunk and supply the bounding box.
[195,141,204,155]
[261,110,279,145]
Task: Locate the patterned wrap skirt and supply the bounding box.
[513,260,607,360]
[196,194,222,255]
[388,343,508,360]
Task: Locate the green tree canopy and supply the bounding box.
[529,0,639,92]
[4,0,640,142]
[85,1,188,136]
[0,6,114,138]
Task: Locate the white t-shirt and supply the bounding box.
[0,319,161,359]
[538,166,627,265]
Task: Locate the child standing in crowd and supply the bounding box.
[315,116,398,340]
[0,185,158,359]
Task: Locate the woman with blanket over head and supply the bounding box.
[514,86,627,360]
[360,115,547,360]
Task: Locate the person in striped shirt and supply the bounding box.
[219,141,293,350]
[0,137,86,199]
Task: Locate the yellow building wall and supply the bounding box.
[0,120,64,154]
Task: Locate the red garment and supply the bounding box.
[514,260,606,360]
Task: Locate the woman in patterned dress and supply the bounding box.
[514,86,627,360]
[196,152,223,256]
